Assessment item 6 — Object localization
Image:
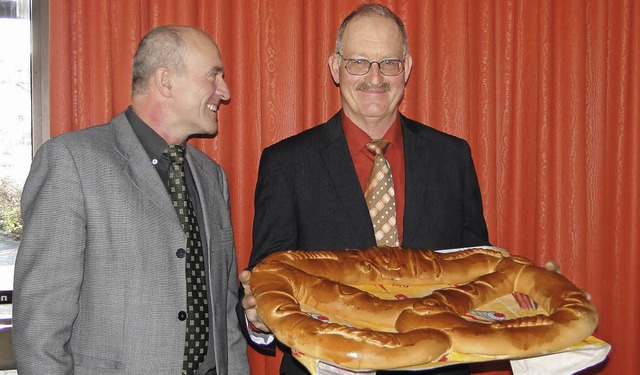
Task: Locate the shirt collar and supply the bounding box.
[341,111,403,156]
[126,106,181,162]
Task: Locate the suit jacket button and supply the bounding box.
[178,311,187,321]
[176,248,186,258]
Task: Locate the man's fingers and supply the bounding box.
[244,297,270,332]
[242,294,256,310]
[239,269,270,332]
[544,260,560,273]
[543,260,591,300]
[239,269,251,285]
[239,270,254,297]
[248,314,270,332]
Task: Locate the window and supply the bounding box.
[0,0,47,354]
[0,0,30,321]
[1,0,46,371]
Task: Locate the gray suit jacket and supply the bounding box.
[13,113,249,374]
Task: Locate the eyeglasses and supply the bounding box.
[337,52,405,76]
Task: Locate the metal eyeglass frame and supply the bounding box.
[337,52,405,76]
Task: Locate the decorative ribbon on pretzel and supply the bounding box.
[250,247,598,371]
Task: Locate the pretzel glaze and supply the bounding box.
[250,247,598,370]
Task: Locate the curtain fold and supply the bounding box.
[48,1,639,374]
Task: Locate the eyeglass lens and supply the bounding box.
[345,59,404,76]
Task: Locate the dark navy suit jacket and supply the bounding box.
[242,111,490,374]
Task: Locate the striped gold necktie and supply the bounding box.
[364,140,399,246]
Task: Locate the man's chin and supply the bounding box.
[204,114,219,133]
[359,107,393,120]
[192,122,219,138]
[206,126,219,137]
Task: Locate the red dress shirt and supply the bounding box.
[341,112,406,243]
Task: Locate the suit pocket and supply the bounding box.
[213,226,234,245]
[207,227,234,271]
[209,226,233,257]
[74,352,122,373]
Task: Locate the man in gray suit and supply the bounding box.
[13,25,249,375]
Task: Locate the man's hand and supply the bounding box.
[239,269,271,333]
[544,260,592,301]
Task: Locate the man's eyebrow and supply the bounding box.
[209,66,224,75]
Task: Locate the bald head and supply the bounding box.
[131,25,211,96]
[129,25,229,144]
[335,3,408,57]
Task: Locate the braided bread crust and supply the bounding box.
[250,247,598,370]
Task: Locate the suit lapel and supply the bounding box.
[185,150,219,247]
[401,116,436,245]
[319,114,376,240]
[112,113,181,227]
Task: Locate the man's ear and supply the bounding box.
[328,54,341,85]
[403,53,413,83]
[153,68,172,97]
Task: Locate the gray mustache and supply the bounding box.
[356,82,391,92]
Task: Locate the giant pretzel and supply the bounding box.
[250,247,598,370]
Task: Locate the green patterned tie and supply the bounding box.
[164,145,209,375]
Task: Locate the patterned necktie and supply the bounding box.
[364,140,400,246]
[163,145,209,375]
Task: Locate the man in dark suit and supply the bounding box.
[13,26,249,374]
[239,4,488,375]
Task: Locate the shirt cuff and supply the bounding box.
[245,316,274,346]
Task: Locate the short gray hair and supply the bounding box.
[335,3,408,57]
[131,25,187,95]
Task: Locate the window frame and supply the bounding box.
[31,0,49,152]
[0,0,47,316]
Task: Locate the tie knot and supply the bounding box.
[366,139,390,156]
[163,144,186,164]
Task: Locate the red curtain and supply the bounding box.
[48,1,639,374]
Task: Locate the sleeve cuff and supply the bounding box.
[245,316,274,346]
